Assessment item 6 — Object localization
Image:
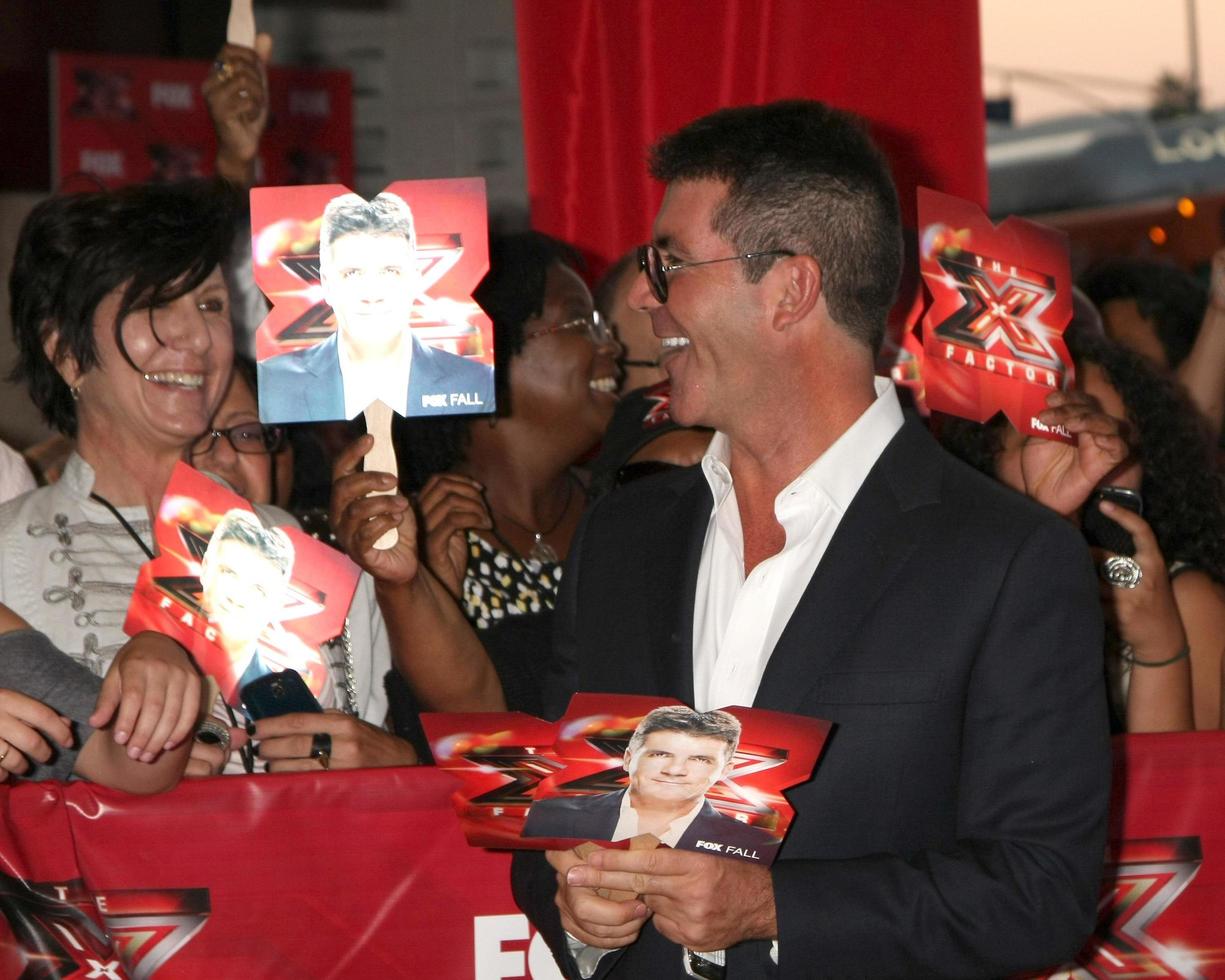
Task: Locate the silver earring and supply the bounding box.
[69,385,81,402]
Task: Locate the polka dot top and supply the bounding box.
[461,531,563,631]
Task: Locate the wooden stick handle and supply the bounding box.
[364,400,399,550]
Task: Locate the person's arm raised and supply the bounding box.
[1176,248,1225,439]
[330,435,505,712]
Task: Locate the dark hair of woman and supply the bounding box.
[939,327,1225,582]
[394,230,585,491]
[9,178,239,436]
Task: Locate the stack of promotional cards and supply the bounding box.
[423,693,830,867]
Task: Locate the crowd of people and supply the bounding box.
[0,31,1223,979]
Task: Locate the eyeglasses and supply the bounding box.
[191,421,287,457]
[637,243,794,304]
[524,310,618,348]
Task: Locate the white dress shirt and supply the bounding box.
[611,791,706,848]
[692,377,904,712]
[338,333,413,419]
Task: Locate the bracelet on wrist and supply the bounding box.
[1119,644,1190,667]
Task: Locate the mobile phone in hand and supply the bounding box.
[1082,486,1142,556]
[241,670,323,720]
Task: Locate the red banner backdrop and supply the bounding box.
[513,0,987,275]
[0,734,1221,978]
[51,52,352,190]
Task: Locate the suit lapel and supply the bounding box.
[650,475,711,705]
[406,336,442,406]
[753,419,943,713]
[304,335,344,416]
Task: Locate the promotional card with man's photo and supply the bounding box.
[124,462,361,708]
[423,694,830,867]
[250,178,495,424]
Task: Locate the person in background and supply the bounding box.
[595,250,667,395]
[191,355,293,509]
[942,328,1225,732]
[386,232,620,724]
[203,30,274,349]
[1080,250,1225,439]
[0,602,203,793]
[2,177,410,776]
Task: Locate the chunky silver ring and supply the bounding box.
[1101,555,1143,589]
[310,732,332,770]
[212,59,234,81]
[194,718,232,755]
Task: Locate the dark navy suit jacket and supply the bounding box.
[521,789,780,864]
[513,417,1111,979]
[258,332,494,423]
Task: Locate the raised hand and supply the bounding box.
[1018,389,1132,518]
[202,34,273,186]
[330,434,419,586]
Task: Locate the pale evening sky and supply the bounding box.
[981,0,1225,124]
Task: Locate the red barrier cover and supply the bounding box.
[0,734,1221,978]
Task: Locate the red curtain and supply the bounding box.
[515,0,987,274]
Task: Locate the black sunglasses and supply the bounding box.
[637,243,794,304]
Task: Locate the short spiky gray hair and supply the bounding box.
[626,706,741,762]
[208,508,294,580]
[319,191,416,275]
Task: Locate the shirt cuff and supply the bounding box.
[565,931,616,979]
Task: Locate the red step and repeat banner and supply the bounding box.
[0,733,1221,979]
[51,52,352,190]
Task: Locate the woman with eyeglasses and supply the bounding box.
[359,232,620,731]
[1,180,413,775]
[190,355,293,508]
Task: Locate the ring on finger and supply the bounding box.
[212,59,234,81]
[0,740,10,765]
[1101,555,1143,589]
[194,718,232,756]
[310,732,332,771]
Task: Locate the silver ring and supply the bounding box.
[194,718,232,755]
[1101,555,1143,589]
[212,60,234,82]
[238,88,249,99]
[0,741,10,765]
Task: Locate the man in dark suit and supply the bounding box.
[513,101,1114,978]
[522,706,779,865]
[258,191,494,423]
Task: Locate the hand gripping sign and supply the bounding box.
[423,693,830,868]
[251,178,495,546]
[124,462,361,708]
[915,187,1075,443]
